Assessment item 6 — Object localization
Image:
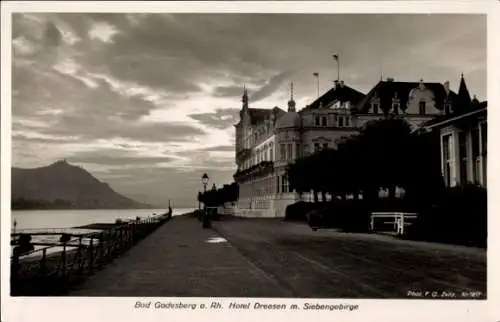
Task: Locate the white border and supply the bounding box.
[1,2,499,322]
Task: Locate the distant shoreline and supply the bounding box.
[11,208,195,213]
[11,207,164,211]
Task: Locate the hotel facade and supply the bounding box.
[232,74,485,218]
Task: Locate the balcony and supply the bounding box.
[233,161,274,181]
[236,148,251,160]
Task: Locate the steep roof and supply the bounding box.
[354,80,457,114]
[423,100,487,129]
[301,83,365,112]
[248,106,286,125]
[276,111,300,129]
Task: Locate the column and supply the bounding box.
[478,121,484,187]
[467,128,474,184]
[451,130,459,187]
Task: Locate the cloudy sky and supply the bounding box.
[11,13,486,207]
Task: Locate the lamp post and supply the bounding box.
[201,173,209,225]
[202,173,209,193]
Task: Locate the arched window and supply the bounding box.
[392,99,400,114]
[444,102,451,115]
[419,101,426,115]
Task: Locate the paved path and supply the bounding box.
[71,216,288,297]
[71,216,486,298]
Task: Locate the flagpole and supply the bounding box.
[313,72,319,98]
[317,75,319,97]
[333,53,340,82]
[337,56,340,81]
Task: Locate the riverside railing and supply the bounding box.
[11,214,171,296]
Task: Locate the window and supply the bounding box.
[444,103,451,115]
[480,123,487,156]
[393,100,400,114]
[372,103,379,114]
[321,116,327,126]
[314,143,320,152]
[338,116,344,127]
[296,143,301,159]
[458,131,468,184]
[419,101,426,115]
[269,146,274,161]
[276,176,280,193]
[315,115,320,126]
[281,175,289,194]
[280,144,286,160]
[480,123,487,186]
[322,143,328,149]
[303,144,310,156]
[442,134,452,186]
[345,117,350,127]
[471,127,480,184]
[287,143,293,160]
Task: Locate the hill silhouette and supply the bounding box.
[11,160,153,210]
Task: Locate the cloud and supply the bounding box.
[212,85,244,98]
[11,13,486,207]
[188,108,239,130]
[88,21,119,43]
[250,70,294,102]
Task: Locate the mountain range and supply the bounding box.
[11,160,154,210]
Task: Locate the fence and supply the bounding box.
[370,212,418,236]
[10,214,171,296]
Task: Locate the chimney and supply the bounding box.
[339,80,345,88]
[386,77,394,82]
[443,81,450,95]
[334,80,339,89]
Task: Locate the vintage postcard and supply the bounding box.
[1,1,499,322]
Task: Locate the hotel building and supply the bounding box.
[233,74,483,217]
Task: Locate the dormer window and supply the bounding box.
[321,116,327,126]
[371,102,379,114]
[338,116,344,127]
[419,101,426,115]
[315,115,320,126]
[444,102,451,115]
[392,99,400,114]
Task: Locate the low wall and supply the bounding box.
[232,193,299,218]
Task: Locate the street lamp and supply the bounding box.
[202,173,209,193]
[201,173,211,228]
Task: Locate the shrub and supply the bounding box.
[332,199,371,232]
[285,201,318,221]
[405,184,487,247]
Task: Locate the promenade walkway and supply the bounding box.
[71,215,486,298]
[70,216,289,297]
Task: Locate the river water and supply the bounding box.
[10,208,195,257]
[11,208,195,231]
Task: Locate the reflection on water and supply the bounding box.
[10,208,194,258]
[11,208,194,230]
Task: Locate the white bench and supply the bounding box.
[370,212,418,235]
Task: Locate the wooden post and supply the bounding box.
[62,243,67,278]
[89,237,94,271]
[41,248,47,276]
[78,236,83,273]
